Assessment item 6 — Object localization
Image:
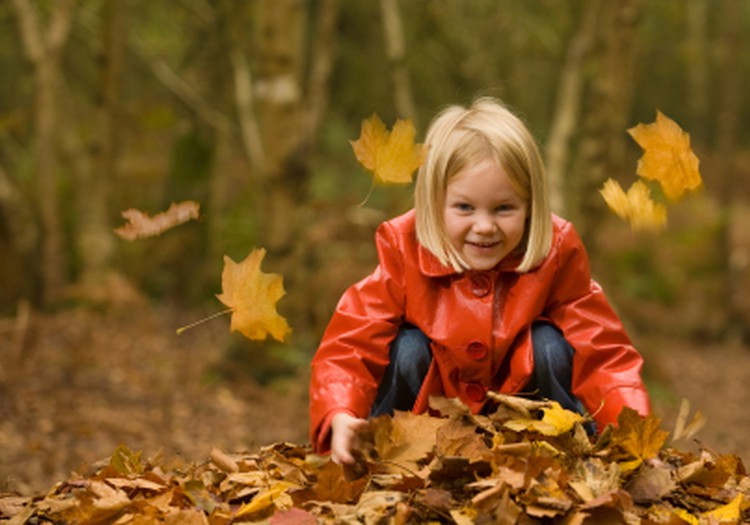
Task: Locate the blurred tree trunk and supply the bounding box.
[545,1,601,217]
[222,0,339,330]
[568,0,642,245]
[0,164,39,302]
[75,0,125,292]
[686,0,709,143]
[380,0,416,122]
[715,0,748,342]
[9,0,76,305]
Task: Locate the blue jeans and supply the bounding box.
[370,323,593,430]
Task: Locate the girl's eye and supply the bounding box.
[455,203,473,212]
[495,204,515,213]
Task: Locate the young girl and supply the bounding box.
[310,97,651,465]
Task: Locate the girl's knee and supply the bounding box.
[392,325,431,364]
[532,322,565,355]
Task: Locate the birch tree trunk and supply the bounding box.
[568,0,642,244]
[544,1,601,216]
[686,0,709,143]
[0,164,39,300]
[76,0,125,291]
[380,0,416,121]
[9,0,76,304]
[715,0,748,342]
[227,0,340,330]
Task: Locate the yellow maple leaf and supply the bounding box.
[215,249,291,342]
[234,481,296,518]
[628,110,702,200]
[350,114,426,184]
[703,494,743,523]
[609,407,668,472]
[504,401,584,436]
[599,179,667,231]
[672,508,699,525]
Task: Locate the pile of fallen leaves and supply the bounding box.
[1,394,746,524]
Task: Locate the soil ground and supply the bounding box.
[1,305,749,496]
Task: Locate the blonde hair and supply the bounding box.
[415,97,552,273]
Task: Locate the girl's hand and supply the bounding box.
[330,412,368,465]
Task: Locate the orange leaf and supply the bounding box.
[627,111,702,200]
[216,249,291,342]
[350,114,426,184]
[114,201,200,241]
[610,407,668,472]
[312,461,368,504]
[599,179,667,231]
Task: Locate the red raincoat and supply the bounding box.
[309,210,650,452]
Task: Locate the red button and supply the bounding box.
[466,341,487,360]
[469,274,492,297]
[465,382,486,402]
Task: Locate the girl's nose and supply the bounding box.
[473,214,497,234]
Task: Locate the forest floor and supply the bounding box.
[1,304,749,497]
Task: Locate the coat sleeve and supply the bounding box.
[309,221,407,453]
[544,222,651,428]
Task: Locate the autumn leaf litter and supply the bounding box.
[3,393,748,524]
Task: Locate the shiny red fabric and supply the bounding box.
[309,210,650,452]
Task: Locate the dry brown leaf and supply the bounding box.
[270,507,318,525]
[388,411,447,472]
[8,397,750,525]
[209,447,239,473]
[312,460,367,504]
[671,398,707,444]
[114,201,200,241]
[435,419,491,462]
[625,460,676,504]
[568,458,621,503]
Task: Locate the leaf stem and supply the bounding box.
[176,308,233,335]
[357,178,376,207]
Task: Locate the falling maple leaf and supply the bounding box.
[350,114,426,185]
[214,249,291,342]
[599,179,667,231]
[600,111,702,231]
[114,201,200,241]
[628,110,701,200]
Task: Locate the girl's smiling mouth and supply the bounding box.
[466,240,500,250]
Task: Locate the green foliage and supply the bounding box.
[609,247,678,305]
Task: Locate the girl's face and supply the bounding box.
[443,158,528,271]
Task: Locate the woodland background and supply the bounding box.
[1,0,750,496]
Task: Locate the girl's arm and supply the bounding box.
[544,221,651,427]
[330,412,368,464]
[309,221,407,453]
